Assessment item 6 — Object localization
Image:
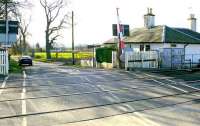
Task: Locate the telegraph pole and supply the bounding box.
[72,11,75,65]
[5,0,9,47]
[116,8,122,68]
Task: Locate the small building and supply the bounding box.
[104,8,200,69]
[124,8,200,53]
[125,8,200,68]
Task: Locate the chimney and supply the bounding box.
[188,14,197,32]
[144,8,155,28]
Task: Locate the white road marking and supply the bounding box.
[144,73,188,92]
[127,71,188,92]
[151,79,187,93]
[21,71,27,126]
[84,76,92,83]
[144,73,200,97]
[0,76,9,95]
[158,75,200,96]
[99,85,160,126]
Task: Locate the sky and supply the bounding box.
[27,0,200,48]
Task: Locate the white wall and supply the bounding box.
[163,43,184,48]
[185,44,200,63]
[127,43,200,53]
[125,43,200,67]
[150,43,163,50]
[125,44,140,52]
[126,43,163,52]
[185,44,200,54]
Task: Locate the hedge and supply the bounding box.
[96,47,115,63]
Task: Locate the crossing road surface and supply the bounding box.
[0,62,200,126]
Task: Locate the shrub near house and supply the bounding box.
[95,47,117,69]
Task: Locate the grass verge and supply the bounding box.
[9,59,22,73]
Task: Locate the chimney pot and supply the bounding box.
[149,8,152,14]
[144,8,155,28]
[188,14,197,32]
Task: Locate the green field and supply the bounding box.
[34,52,93,60]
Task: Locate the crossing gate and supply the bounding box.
[160,48,184,68]
[0,49,8,75]
[125,51,159,69]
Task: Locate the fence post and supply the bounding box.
[112,51,114,68]
[6,50,9,75]
[125,52,127,70]
[192,54,193,68]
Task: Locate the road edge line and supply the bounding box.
[0,76,9,95]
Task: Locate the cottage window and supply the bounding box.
[140,45,144,51]
[171,44,176,47]
[145,45,150,51]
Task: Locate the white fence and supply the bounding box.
[80,59,94,67]
[0,50,9,75]
[80,51,117,69]
[125,51,159,69]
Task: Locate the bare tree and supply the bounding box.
[3,0,33,55]
[40,0,68,59]
[0,0,32,52]
[0,0,16,18]
[15,12,31,54]
[0,0,29,19]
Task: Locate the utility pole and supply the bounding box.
[116,8,122,68]
[5,0,9,47]
[72,11,75,65]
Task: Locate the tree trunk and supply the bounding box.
[46,30,51,59]
[22,34,26,55]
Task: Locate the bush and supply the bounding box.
[9,59,22,73]
[96,47,116,63]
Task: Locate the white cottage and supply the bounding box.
[104,8,200,68]
[124,8,200,56]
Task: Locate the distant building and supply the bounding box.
[103,38,118,47]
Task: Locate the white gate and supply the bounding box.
[125,51,159,69]
[112,51,117,68]
[0,50,8,75]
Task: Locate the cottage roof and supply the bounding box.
[124,26,163,43]
[124,25,200,44]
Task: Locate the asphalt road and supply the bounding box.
[0,62,199,126]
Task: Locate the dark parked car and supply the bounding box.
[19,56,33,66]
